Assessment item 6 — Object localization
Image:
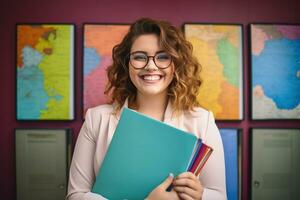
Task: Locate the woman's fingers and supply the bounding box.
[178,192,194,200]
[158,173,174,190]
[176,172,198,180]
[172,172,203,200]
[173,186,199,198]
[173,177,197,190]
[146,173,181,200]
[173,174,201,191]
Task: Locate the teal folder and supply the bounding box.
[92,108,198,199]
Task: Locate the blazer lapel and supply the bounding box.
[106,99,129,148]
[163,100,183,129]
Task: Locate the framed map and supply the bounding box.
[220,128,242,200]
[250,24,300,119]
[83,24,129,117]
[184,24,244,120]
[16,24,75,120]
[251,129,300,200]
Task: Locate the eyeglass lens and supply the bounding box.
[129,52,172,69]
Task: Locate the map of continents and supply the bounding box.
[185,24,243,120]
[84,25,129,115]
[17,25,74,120]
[252,25,300,119]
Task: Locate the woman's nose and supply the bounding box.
[145,58,158,70]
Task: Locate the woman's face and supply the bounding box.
[129,34,175,99]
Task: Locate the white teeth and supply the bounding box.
[143,75,161,81]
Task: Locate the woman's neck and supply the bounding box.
[134,93,168,121]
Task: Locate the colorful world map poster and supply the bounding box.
[184,24,243,120]
[17,24,74,120]
[83,24,129,116]
[251,24,300,119]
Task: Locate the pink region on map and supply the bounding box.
[84,56,112,114]
[277,26,300,40]
[252,26,270,56]
[253,85,265,98]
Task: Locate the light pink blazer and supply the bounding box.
[67,100,227,200]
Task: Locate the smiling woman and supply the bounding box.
[128,34,175,109]
[67,18,227,200]
[105,18,203,114]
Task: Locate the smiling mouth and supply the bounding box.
[139,75,164,81]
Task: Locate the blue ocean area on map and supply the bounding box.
[253,38,300,109]
[84,47,100,76]
[17,47,49,119]
[17,64,49,119]
[22,46,43,66]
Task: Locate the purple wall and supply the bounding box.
[1,0,299,199]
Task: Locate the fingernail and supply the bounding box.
[169,173,174,178]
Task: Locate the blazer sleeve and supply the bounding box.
[66,109,107,200]
[200,111,227,200]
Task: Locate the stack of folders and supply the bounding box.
[92,108,213,199]
[187,139,213,176]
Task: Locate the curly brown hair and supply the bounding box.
[105,18,202,113]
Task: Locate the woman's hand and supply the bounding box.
[146,173,180,200]
[172,172,204,200]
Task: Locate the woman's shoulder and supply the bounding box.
[85,104,115,119]
[180,107,216,141]
[183,106,213,119]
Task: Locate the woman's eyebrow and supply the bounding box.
[130,50,147,54]
[130,50,166,54]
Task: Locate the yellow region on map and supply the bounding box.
[185,25,241,120]
[38,25,72,119]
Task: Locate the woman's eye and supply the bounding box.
[133,54,147,61]
[156,54,171,61]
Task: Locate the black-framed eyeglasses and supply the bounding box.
[129,51,172,69]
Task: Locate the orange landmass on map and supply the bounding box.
[17,25,55,67]
[217,81,239,120]
[84,25,129,56]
